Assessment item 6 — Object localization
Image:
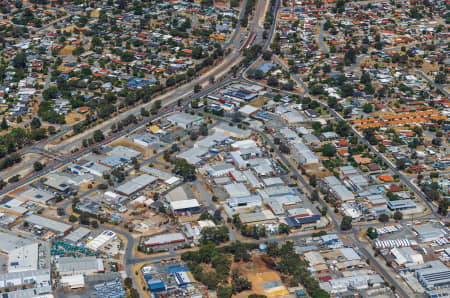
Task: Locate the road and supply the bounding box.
[415,70,449,97]
[318,21,329,54]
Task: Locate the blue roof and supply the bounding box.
[166,265,189,274]
[147,279,165,292]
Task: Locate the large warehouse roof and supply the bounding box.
[58,256,103,275]
[170,199,200,212]
[25,214,72,234]
[115,174,158,196]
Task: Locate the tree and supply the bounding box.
[78,212,91,225]
[124,277,133,288]
[231,269,251,293]
[267,76,278,87]
[320,144,336,157]
[340,216,352,231]
[217,286,232,298]
[200,226,229,244]
[91,220,98,229]
[262,51,272,61]
[279,144,290,154]
[129,288,139,298]
[367,227,378,239]
[33,161,44,171]
[378,213,389,223]
[278,223,290,234]
[0,118,7,130]
[140,108,149,117]
[13,51,27,69]
[362,103,373,113]
[93,130,104,142]
[393,211,403,220]
[69,215,77,222]
[438,199,449,216]
[30,117,41,129]
[57,207,65,216]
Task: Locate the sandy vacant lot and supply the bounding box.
[233,255,288,298]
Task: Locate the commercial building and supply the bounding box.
[387,199,416,211]
[170,199,201,214]
[18,188,55,205]
[285,215,321,228]
[108,145,141,159]
[85,230,118,252]
[239,210,277,224]
[391,247,423,266]
[143,233,185,246]
[229,151,246,169]
[292,142,319,165]
[99,156,130,168]
[115,174,158,196]
[0,269,50,289]
[57,256,104,276]
[43,173,71,192]
[206,163,234,177]
[226,195,262,208]
[64,227,91,244]
[322,176,355,202]
[177,146,209,165]
[414,224,446,242]
[224,183,251,198]
[133,134,160,147]
[166,112,204,129]
[320,274,384,293]
[25,214,72,236]
[415,261,450,290]
[0,231,38,273]
[61,274,85,289]
[81,161,110,177]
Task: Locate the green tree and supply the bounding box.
[362,103,373,113]
[124,277,133,288]
[340,216,352,231]
[378,213,389,223]
[30,117,41,129]
[33,161,44,171]
[393,211,403,220]
[13,51,27,69]
[217,286,232,298]
[93,130,104,142]
[367,227,378,239]
[438,199,449,216]
[0,118,7,130]
[278,223,290,234]
[320,144,336,157]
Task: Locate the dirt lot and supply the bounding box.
[90,10,100,18]
[232,255,288,297]
[250,96,271,108]
[302,163,331,179]
[65,111,85,125]
[80,181,100,192]
[58,45,76,56]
